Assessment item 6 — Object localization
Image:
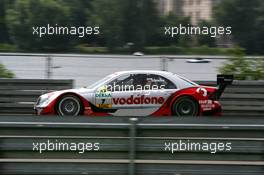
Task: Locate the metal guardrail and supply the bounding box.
[0,116,263,175]
[197,80,264,116]
[0,79,73,114]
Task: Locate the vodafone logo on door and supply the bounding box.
[113,95,164,105]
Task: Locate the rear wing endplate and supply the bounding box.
[216,74,234,99]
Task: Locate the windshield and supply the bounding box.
[87,74,116,89]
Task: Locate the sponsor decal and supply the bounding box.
[95,86,112,108]
[113,95,164,105]
[196,87,207,97]
[96,104,112,108]
[199,100,215,111]
[95,93,111,98]
[97,85,110,94]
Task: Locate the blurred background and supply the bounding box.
[0,0,263,87]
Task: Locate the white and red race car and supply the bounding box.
[34,70,233,116]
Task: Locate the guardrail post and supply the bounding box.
[129,118,138,175]
[46,55,52,79]
[160,57,168,71]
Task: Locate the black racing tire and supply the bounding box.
[56,95,83,116]
[172,96,199,117]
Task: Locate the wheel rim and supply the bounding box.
[58,97,80,116]
[174,98,197,116]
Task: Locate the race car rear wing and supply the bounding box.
[216,74,234,99]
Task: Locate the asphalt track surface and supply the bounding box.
[0,55,226,87]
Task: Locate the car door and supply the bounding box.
[94,73,146,116]
[139,74,178,115]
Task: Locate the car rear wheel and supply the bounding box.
[57,95,82,116]
[172,96,199,116]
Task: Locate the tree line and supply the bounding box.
[0,0,264,54]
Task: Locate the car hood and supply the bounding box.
[51,87,94,98]
[36,88,94,108]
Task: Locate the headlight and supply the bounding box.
[40,96,49,105]
[37,94,51,106]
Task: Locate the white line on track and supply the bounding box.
[0,122,264,127]
[0,122,129,126]
[0,159,263,165]
[138,123,264,127]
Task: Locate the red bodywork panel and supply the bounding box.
[151,87,221,116]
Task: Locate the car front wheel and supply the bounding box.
[57,95,82,116]
[172,96,199,116]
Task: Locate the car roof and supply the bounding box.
[87,70,198,90]
[114,70,175,77]
[112,70,198,89]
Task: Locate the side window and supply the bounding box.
[107,74,135,91]
[132,74,147,87]
[145,74,177,89]
[106,73,176,91]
